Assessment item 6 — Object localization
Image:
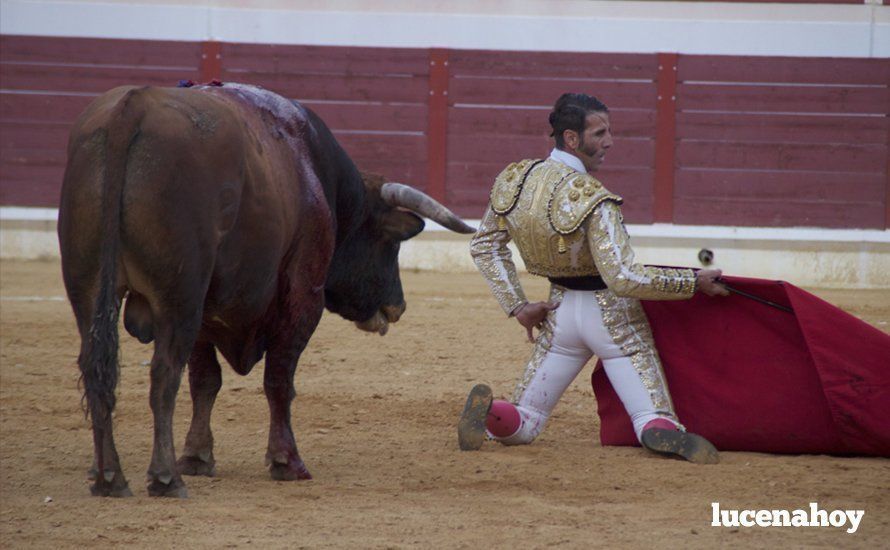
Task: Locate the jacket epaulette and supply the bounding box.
[490,159,545,215]
[548,171,622,235]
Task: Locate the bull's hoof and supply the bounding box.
[89,471,133,497]
[269,459,312,481]
[147,474,189,498]
[176,454,216,477]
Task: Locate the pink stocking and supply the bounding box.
[486,400,521,438]
[643,418,679,432]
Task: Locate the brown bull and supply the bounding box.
[58,83,473,497]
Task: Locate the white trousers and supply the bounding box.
[496,287,679,445]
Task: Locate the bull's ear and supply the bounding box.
[384,210,425,241]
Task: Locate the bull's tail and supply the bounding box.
[80,88,147,425]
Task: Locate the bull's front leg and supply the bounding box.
[177,340,222,477]
[263,292,324,481]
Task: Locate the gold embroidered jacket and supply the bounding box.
[470,158,697,314]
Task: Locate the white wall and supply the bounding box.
[3,208,888,288]
[2,0,888,57]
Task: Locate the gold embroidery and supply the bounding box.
[490,158,613,278]
[490,159,542,215]
[549,172,622,235]
[588,201,696,300]
[474,155,694,318]
[511,285,565,402]
[594,290,677,419]
[470,207,528,315]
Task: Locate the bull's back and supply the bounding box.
[60,86,244,245]
[60,87,262,322]
[60,84,334,372]
[117,88,246,275]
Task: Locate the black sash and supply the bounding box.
[547,275,608,291]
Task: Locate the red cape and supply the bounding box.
[591,276,890,457]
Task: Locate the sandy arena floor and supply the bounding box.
[1,259,888,548]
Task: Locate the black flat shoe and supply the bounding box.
[457,384,493,451]
[641,428,720,464]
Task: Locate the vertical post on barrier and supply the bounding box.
[200,41,222,83]
[885,118,890,229]
[427,49,449,204]
[654,53,678,224]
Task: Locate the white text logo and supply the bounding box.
[711,502,864,534]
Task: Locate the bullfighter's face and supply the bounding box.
[565,111,612,173]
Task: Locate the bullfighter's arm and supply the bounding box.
[588,200,696,300]
[470,206,528,315]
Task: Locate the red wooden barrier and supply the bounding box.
[445,49,659,219]
[0,35,202,207]
[1,35,887,230]
[673,54,889,229]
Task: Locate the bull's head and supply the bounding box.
[324,173,475,335]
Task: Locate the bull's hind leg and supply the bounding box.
[177,341,222,476]
[145,317,201,497]
[86,411,132,497]
[264,292,325,481]
[68,292,133,497]
[87,404,133,497]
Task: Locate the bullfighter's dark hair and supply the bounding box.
[549,93,609,149]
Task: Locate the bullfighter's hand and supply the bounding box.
[514,301,560,342]
[696,269,729,297]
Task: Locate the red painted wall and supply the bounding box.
[444,50,659,223]
[673,55,889,229]
[1,35,887,229]
[0,36,203,207]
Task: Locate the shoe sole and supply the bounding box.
[457,384,493,451]
[641,428,720,464]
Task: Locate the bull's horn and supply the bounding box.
[380,183,476,234]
